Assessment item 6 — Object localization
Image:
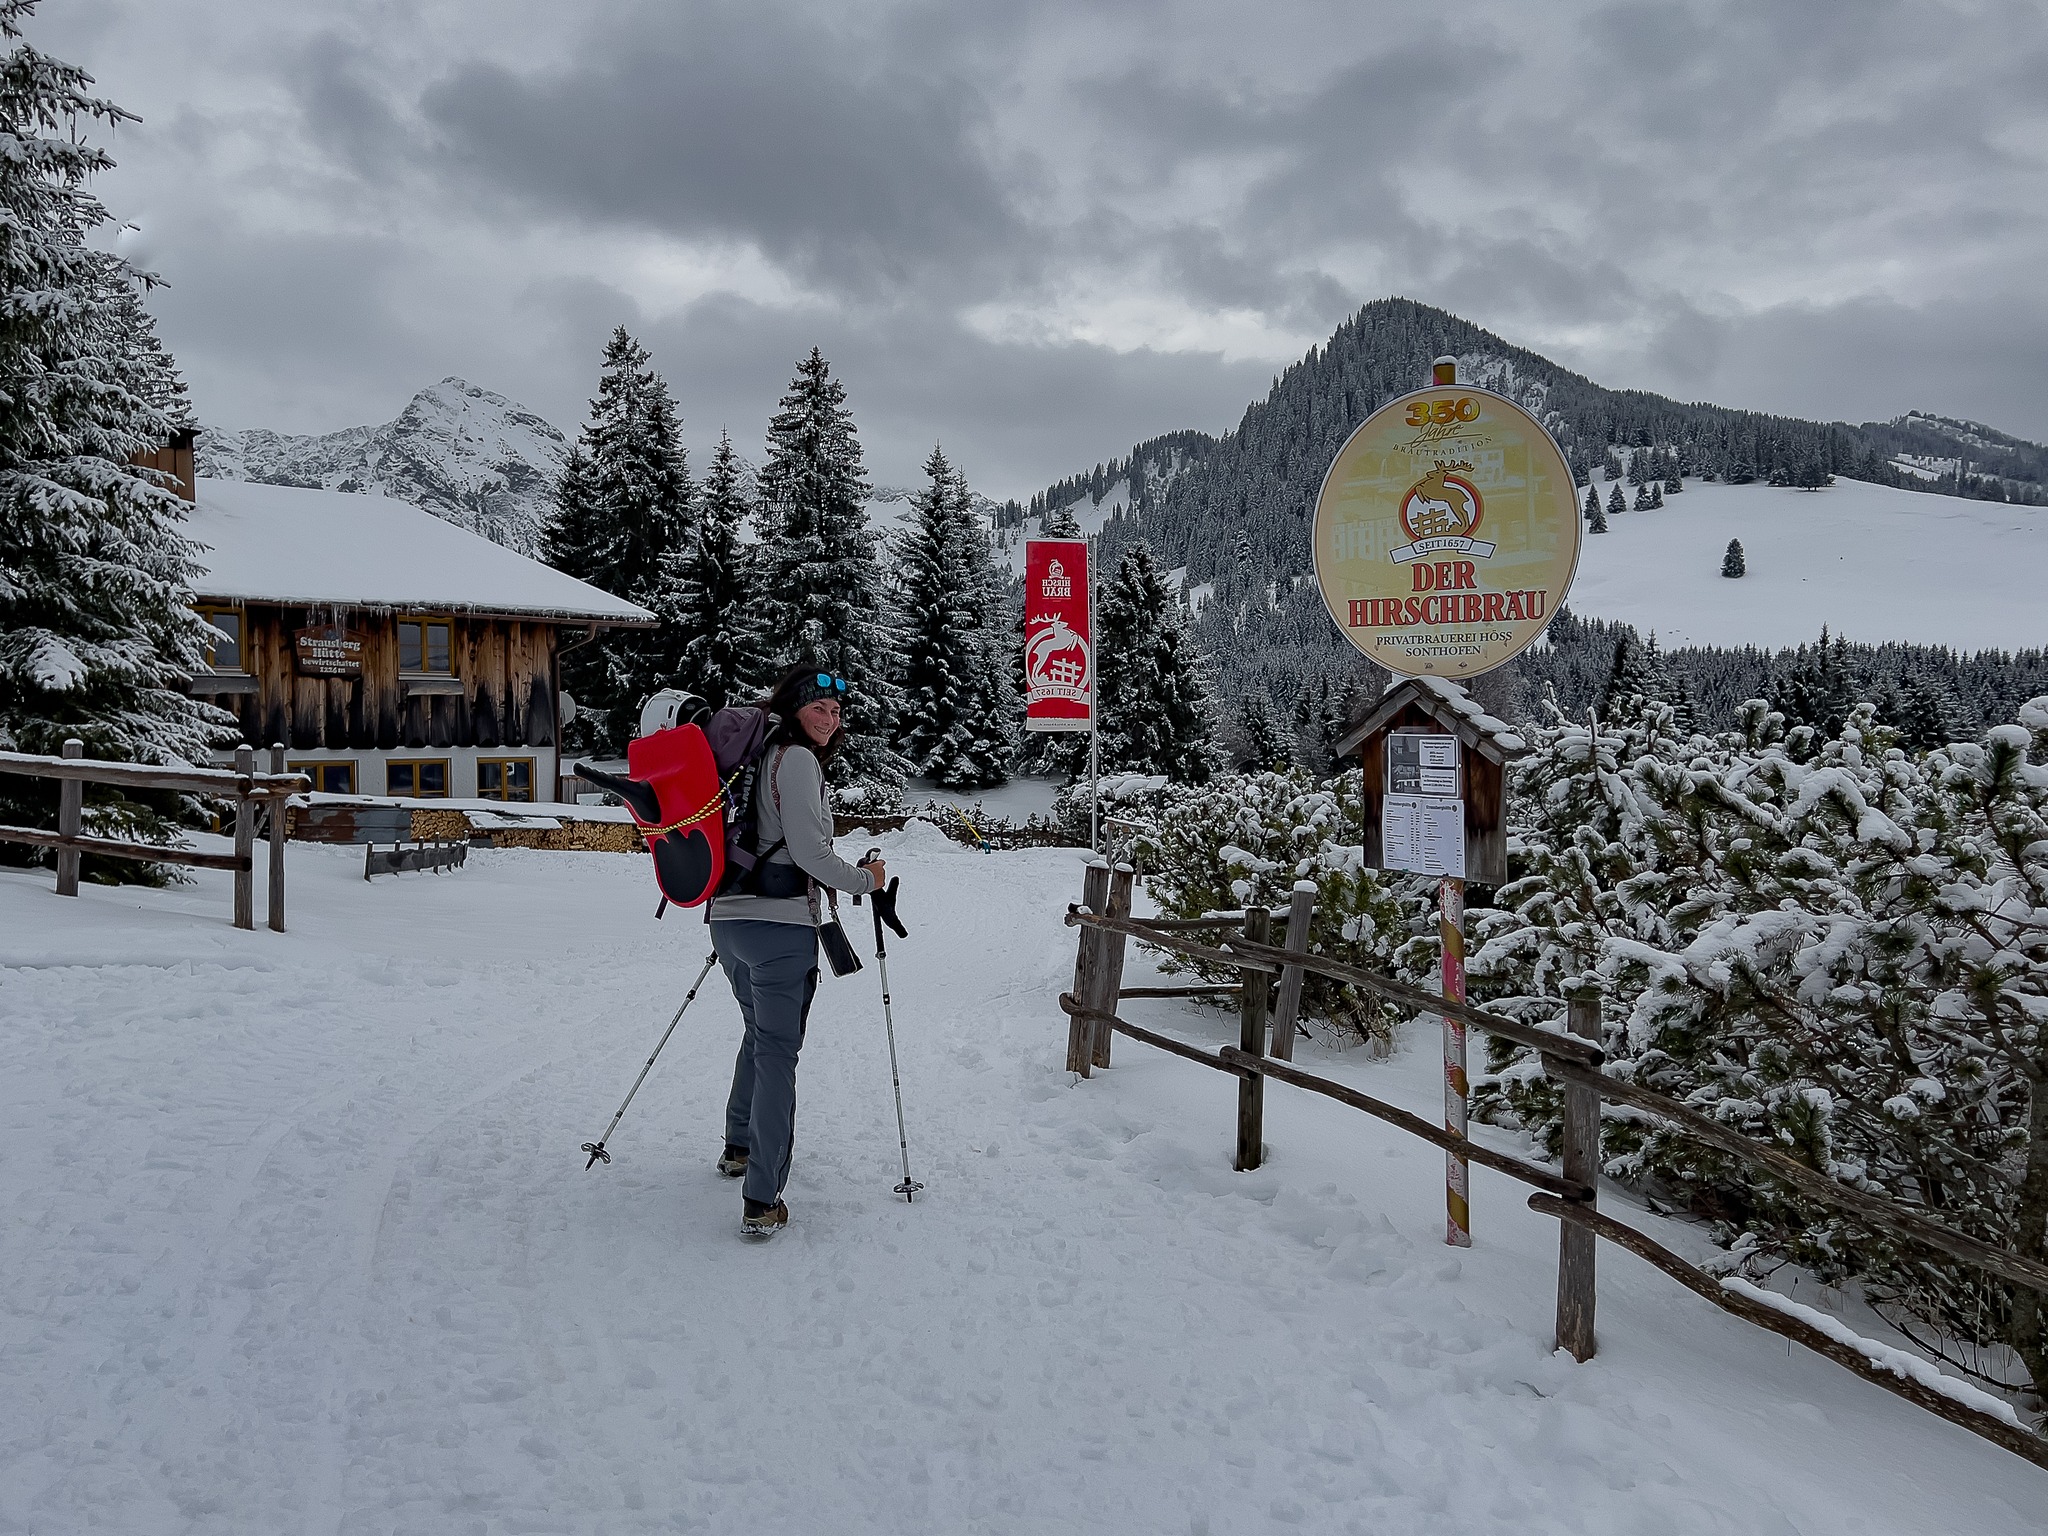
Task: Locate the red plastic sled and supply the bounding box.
[578,725,726,906]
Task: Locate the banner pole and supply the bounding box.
[1088,532,1100,855]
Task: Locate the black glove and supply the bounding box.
[870,875,907,939]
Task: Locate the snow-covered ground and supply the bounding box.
[4,829,2040,1534]
[905,773,1061,824]
[1568,477,2046,651]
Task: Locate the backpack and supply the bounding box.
[574,700,784,909]
[702,706,786,897]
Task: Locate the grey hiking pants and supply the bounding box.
[712,918,819,1207]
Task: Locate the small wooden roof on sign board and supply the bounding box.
[1335,675,1528,763]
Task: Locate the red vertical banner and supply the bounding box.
[1024,539,1092,732]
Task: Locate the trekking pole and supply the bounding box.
[857,851,921,1200]
[582,951,719,1170]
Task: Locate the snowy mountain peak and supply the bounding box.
[198,378,569,555]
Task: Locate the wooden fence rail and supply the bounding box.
[1529,1194,2048,1473]
[1060,872,2048,1468]
[0,741,306,931]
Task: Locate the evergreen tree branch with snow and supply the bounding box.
[0,0,233,876]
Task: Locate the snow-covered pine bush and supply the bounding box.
[0,6,233,878]
[1048,770,1170,849]
[1135,768,1428,1044]
[829,778,907,822]
[1469,689,2048,1397]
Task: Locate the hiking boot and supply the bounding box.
[717,1144,748,1178]
[741,1198,789,1239]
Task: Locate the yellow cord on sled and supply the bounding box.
[638,770,740,837]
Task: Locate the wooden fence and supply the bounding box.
[1059,863,2048,1471]
[0,741,307,931]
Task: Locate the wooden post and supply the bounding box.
[1268,881,1316,1060]
[1441,876,1470,1246]
[1067,861,1111,1075]
[232,744,255,931]
[1552,988,1602,1360]
[1235,906,1270,1171]
[1091,863,1135,1068]
[55,738,83,896]
[267,743,287,933]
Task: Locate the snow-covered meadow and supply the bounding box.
[1561,476,2045,652]
[4,827,2041,1534]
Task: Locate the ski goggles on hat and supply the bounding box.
[793,673,850,708]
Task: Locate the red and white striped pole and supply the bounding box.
[1441,874,1471,1246]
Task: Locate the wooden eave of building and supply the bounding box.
[1336,677,1528,764]
[188,598,657,630]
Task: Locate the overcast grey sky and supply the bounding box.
[43,0,2048,498]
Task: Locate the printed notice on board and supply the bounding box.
[1381,793,1465,878]
[1387,732,1460,797]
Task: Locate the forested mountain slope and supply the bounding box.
[1034,297,2044,588]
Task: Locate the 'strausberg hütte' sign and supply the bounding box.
[1310,384,1580,678]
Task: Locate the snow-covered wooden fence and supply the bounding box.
[0,741,306,931]
[1058,864,2048,1472]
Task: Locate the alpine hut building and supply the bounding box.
[177,475,653,803]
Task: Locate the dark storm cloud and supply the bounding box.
[31,0,2048,487]
[414,4,1032,300]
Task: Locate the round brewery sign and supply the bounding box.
[1311,381,1581,678]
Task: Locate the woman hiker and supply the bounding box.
[709,666,886,1239]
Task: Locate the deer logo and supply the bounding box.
[1400,461,1483,542]
[1026,613,1092,697]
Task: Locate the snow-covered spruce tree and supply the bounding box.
[1601,632,1670,722]
[0,4,231,877]
[1582,483,1599,522]
[1722,538,1745,578]
[1095,541,1218,784]
[1234,689,1289,772]
[754,348,903,786]
[664,429,760,711]
[544,327,693,751]
[1606,482,1625,517]
[1773,626,1855,742]
[1039,500,1082,538]
[954,460,1022,785]
[893,445,1015,788]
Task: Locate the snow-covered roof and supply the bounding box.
[1336,675,1528,760]
[181,478,654,624]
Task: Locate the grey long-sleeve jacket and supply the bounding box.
[707,744,876,927]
